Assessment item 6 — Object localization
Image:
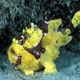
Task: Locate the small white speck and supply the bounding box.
[36,52,39,55]
[23,29,25,33]
[21,35,24,39]
[34,44,38,47]
[44,33,47,36]
[14,56,18,59]
[38,59,40,61]
[45,21,48,24]
[31,23,34,27]
[16,40,18,43]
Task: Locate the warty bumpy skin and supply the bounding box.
[7,11,80,75]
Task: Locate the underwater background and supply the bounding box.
[0,0,80,80]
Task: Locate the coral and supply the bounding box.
[7,11,80,75]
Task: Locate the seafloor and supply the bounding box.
[0,0,80,80]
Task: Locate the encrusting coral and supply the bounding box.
[7,11,80,75]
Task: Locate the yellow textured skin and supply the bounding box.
[7,11,80,75]
[7,25,43,75]
[23,25,43,48]
[40,19,72,73]
[72,11,80,27]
